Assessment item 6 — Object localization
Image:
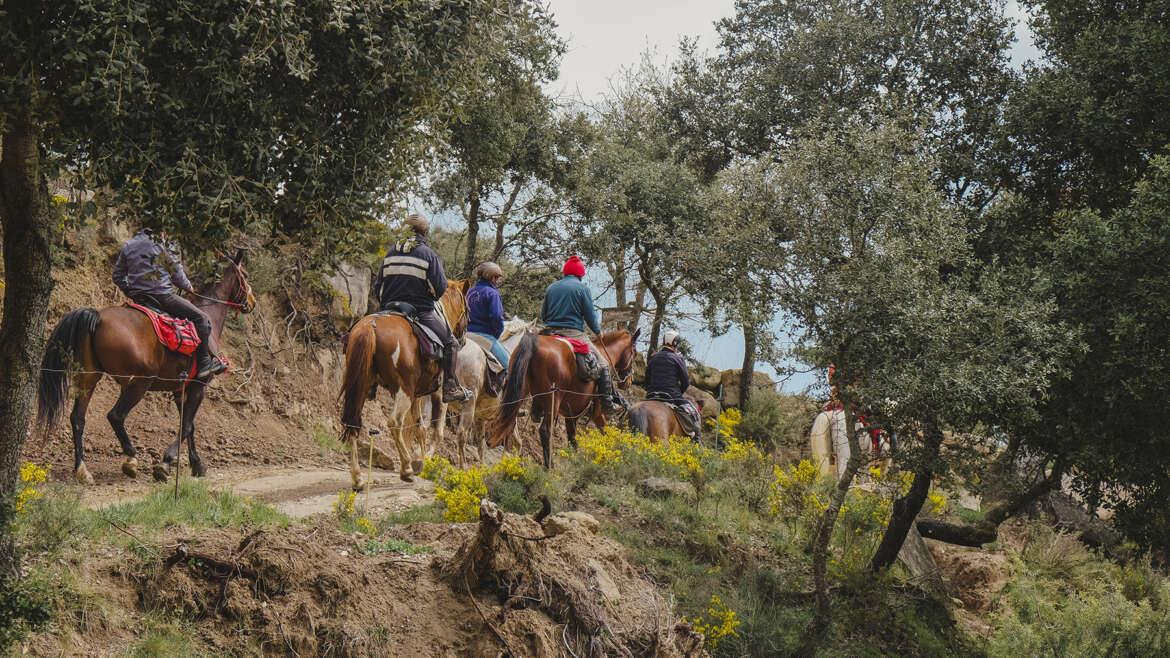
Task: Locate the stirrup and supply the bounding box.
[442,383,471,403]
[196,357,227,379]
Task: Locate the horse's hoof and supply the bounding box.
[152,463,170,482]
[191,461,207,478]
[411,459,423,475]
[400,473,414,483]
[74,463,95,486]
[121,457,138,479]
[352,480,367,492]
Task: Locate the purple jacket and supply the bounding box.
[112,229,193,297]
[466,279,504,337]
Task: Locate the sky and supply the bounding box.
[540,0,1041,394]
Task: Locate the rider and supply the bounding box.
[113,224,227,379]
[540,255,627,414]
[375,213,470,403]
[466,262,510,369]
[645,330,701,440]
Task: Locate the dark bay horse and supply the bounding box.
[338,280,470,488]
[489,329,640,468]
[35,252,256,484]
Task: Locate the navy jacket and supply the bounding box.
[113,229,194,297]
[376,234,447,311]
[466,279,504,337]
[541,275,600,334]
[645,347,690,400]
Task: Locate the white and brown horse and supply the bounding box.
[338,280,469,488]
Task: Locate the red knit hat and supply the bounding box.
[562,255,585,277]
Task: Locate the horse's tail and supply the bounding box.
[338,318,377,444]
[489,332,536,448]
[628,403,650,437]
[36,308,100,437]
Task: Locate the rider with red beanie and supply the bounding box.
[540,255,628,414]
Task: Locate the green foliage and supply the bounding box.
[989,525,1170,657]
[381,501,447,526]
[102,480,289,531]
[737,391,819,455]
[310,423,345,456]
[0,575,52,653]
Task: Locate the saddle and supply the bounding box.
[646,391,702,438]
[376,301,443,361]
[547,334,602,382]
[464,333,507,397]
[124,302,200,356]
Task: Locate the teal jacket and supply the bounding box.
[541,275,601,334]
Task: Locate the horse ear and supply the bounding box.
[461,278,471,295]
[631,327,642,342]
[234,248,246,266]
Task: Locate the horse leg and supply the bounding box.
[181,385,207,477]
[390,391,414,482]
[540,393,555,469]
[566,417,578,451]
[69,373,102,485]
[105,378,149,480]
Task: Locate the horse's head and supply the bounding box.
[217,248,256,313]
[604,327,641,389]
[441,279,471,337]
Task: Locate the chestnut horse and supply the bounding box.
[489,329,640,468]
[35,252,256,484]
[628,395,704,442]
[338,280,470,488]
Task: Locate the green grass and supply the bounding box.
[130,613,209,657]
[358,537,433,556]
[102,479,290,532]
[381,500,446,525]
[957,506,986,524]
[310,422,346,455]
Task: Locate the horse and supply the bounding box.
[445,317,532,468]
[35,251,256,484]
[489,328,640,469]
[628,394,704,442]
[338,280,470,488]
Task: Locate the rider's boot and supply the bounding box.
[596,368,628,415]
[194,342,227,379]
[441,347,471,403]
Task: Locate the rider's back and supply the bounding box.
[113,229,191,297]
[377,235,446,311]
[645,348,689,400]
[541,276,599,333]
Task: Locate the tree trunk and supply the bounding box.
[797,401,865,657]
[462,196,481,278]
[739,321,757,410]
[0,112,54,579]
[612,263,627,308]
[869,423,943,571]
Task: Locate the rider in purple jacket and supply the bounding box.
[466,262,509,369]
[113,226,226,378]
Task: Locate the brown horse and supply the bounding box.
[338,280,470,488]
[35,252,256,484]
[628,395,704,442]
[489,329,640,468]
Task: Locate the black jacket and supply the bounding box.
[645,347,689,400]
[376,234,447,310]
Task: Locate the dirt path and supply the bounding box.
[81,463,437,518]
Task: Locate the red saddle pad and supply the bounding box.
[123,302,200,356]
[550,334,591,354]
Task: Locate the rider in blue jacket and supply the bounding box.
[540,255,626,414]
[466,262,509,369]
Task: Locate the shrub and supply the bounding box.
[735,391,819,455]
[420,454,548,521]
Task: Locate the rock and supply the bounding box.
[718,369,776,408]
[588,558,621,601]
[685,386,719,419]
[624,384,646,403]
[631,353,647,386]
[326,262,371,332]
[542,511,600,536]
[637,477,696,499]
[688,364,722,392]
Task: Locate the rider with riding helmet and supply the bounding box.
[466,262,510,369]
[113,224,227,379]
[375,213,470,403]
[540,255,628,414]
[645,330,701,440]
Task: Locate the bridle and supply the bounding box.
[597,332,635,386]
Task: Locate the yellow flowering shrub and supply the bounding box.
[333,490,356,517]
[927,491,947,514]
[16,463,50,514]
[422,455,542,521]
[576,426,712,478]
[354,517,376,535]
[685,594,741,652]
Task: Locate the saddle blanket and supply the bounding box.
[550,334,591,354]
[464,333,506,374]
[124,302,200,356]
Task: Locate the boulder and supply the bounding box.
[719,368,776,408]
[542,511,600,536]
[326,262,371,331]
[631,352,647,386]
[688,364,722,392]
[685,386,719,419]
[637,477,697,499]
